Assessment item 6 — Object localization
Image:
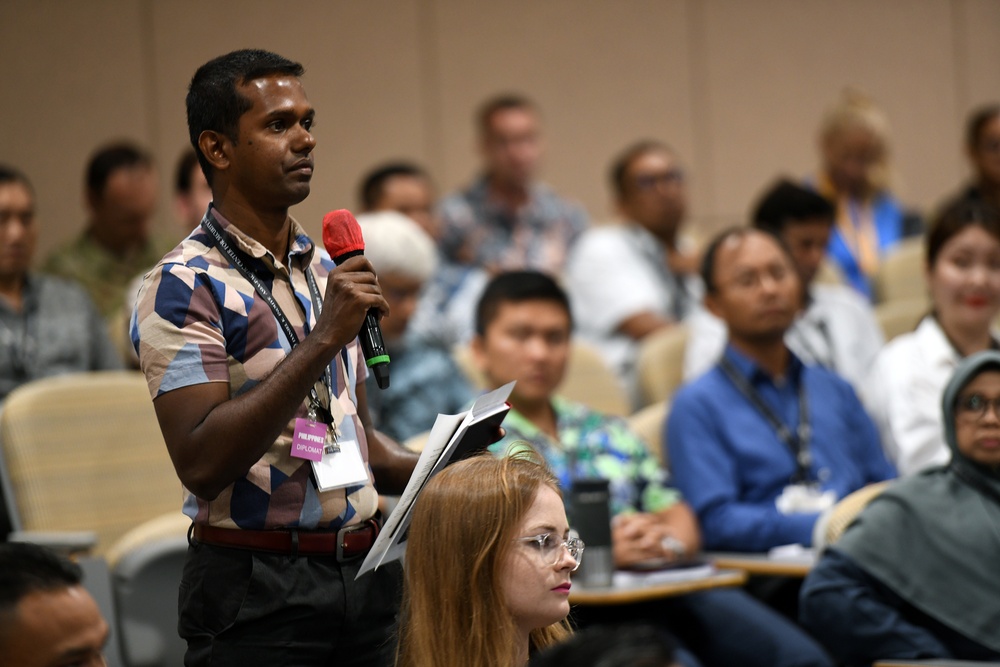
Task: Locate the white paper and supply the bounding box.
[311,439,369,491]
[611,562,717,588]
[357,381,515,577]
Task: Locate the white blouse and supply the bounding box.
[860,316,960,476]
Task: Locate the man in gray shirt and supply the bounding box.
[0,165,121,404]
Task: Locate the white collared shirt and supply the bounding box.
[566,222,702,383]
[860,316,959,476]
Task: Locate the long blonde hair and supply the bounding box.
[397,449,572,667]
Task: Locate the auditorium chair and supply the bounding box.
[635,324,689,408]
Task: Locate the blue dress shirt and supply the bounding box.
[666,345,895,552]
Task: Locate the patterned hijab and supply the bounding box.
[836,350,1000,652]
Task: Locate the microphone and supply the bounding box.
[321,209,390,389]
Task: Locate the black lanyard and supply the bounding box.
[200,211,343,423]
[719,356,812,484]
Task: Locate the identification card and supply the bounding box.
[311,438,369,491]
[291,418,327,462]
[775,484,836,515]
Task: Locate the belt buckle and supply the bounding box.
[335,522,368,562]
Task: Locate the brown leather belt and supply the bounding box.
[192,519,379,561]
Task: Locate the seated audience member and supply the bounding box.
[439,94,588,274]
[684,179,883,389]
[950,103,1000,210]
[0,542,110,667]
[567,141,701,398]
[358,161,438,239]
[862,199,1000,475]
[800,351,1000,665]
[809,90,920,299]
[43,141,175,321]
[668,228,895,553]
[358,211,473,442]
[530,624,680,667]
[478,271,834,667]
[0,165,121,405]
[398,450,576,667]
[359,161,487,347]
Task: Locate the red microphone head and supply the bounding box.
[322,209,365,263]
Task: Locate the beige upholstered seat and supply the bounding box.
[454,340,630,417]
[0,371,180,556]
[874,298,927,342]
[635,324,689,408]
[625,400,670,469]
[821,481,891,549]
[874,237,926,304]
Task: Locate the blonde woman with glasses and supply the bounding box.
[397,449,579,667]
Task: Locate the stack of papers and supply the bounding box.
[357,381,514,578]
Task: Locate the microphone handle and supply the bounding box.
[359,309,390,389]
[330,249,391,389]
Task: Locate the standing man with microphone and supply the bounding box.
[131,49,419,666]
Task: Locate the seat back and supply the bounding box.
[822,481,891,549]
[108,511,190,667]
[874,298,927,342]
[635,325,689,407]
[874,237,926,304]
[454,340,630,416]
[625,401,670,469]
[0,371,179,556]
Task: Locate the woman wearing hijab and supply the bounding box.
[800,350,1000,665]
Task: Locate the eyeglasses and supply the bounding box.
[632,170,684,192]
[515,533,585,570]
[957,392,1000,420]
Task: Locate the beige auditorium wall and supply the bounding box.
[2,0,999,262]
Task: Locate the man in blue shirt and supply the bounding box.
[667,228,895,553]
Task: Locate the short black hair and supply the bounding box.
[477,93,537,136]
[751,179,836,236]
[609,140,674,200]
[358,162,429,211]
[966,103,1000,151]
[174,148,200,195]
[0,542,83,622]
[0,164,33,196]
[186,49,305,185]
[530,623,678,667]
[475,270,572,336]
[85,141,153,200]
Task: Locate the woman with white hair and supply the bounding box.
[358,211,474,442]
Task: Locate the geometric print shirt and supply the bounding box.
[131,206,376,530]
[490,395,680,517]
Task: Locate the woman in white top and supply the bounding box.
[862,199,1000,474]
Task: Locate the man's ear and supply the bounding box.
[198,130,231,175]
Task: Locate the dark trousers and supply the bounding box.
[178,541,402,667]
[572,587,834,667]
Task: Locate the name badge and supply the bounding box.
[775,484,836,515]
[311,438,370,491]
[291,418,327,462]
